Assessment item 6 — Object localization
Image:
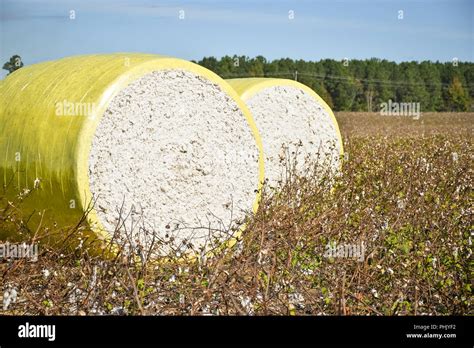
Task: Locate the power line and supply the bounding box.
[220,71,473,88]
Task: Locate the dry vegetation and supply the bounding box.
[1,112,472,315]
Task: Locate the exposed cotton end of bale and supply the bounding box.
[227,79,343,188]
[89,70,259,252]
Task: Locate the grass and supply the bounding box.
[0,112,472,315]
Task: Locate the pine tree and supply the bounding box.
[447,76,470,111]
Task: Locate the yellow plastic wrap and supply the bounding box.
[0,54,265,251]
[226,78,344,158]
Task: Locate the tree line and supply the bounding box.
[3,55,472,111]
[196,56,473,112]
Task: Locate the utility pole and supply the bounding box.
[295,70,298,81]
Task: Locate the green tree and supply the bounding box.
[216,55,234,77]
[198,56,219,73]
[460,62,474,108]
[396,63,430,109]
[247,56,266,77]
[322,59,358,110]
[3,55,24,75]
[419,61,443,111]
[446,76,470,111]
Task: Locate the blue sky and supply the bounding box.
[0,0,473,78]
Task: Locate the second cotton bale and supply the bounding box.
[227,78,343,188]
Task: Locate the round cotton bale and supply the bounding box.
[0,54,264,256]
[226,78,343,187]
